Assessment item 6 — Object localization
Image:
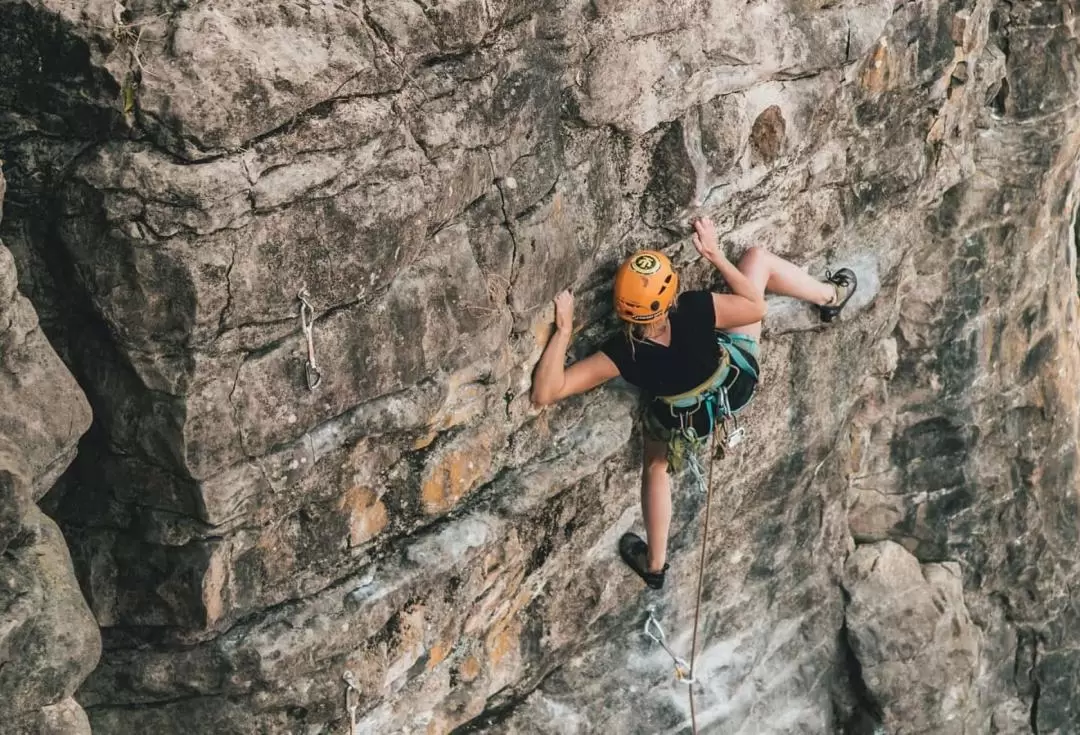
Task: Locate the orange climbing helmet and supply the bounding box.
[613,251,679,324]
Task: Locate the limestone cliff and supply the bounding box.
[1,0,1079,733]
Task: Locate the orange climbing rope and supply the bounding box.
[686,429,719,735]
[642,430,722,734]
[640,426,729,734]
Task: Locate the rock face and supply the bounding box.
[0,170,100,731]
[1,0,1079,733]
[844,542,979,732]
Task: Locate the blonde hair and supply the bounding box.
[624,322,645,360]
[624,317,671,360]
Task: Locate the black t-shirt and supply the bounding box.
[600,291,722,396]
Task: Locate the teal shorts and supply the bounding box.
[723,332,760,360]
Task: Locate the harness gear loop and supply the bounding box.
[643,609,695,684]
[342,670,361,733]
[298,289,322,391]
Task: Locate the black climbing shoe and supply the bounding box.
[618,532,668,590]
[819,267,857,323]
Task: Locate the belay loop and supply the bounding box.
[298,288,322,391]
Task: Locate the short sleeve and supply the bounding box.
[600,333,627,368]
[676,290,716,332]
[600,332,635,382]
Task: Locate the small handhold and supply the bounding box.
[951,61,968,85]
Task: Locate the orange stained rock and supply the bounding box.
[420,426,499,515]
[861,39,891,93]
[202,546,230,627]
[750,105,786,164]
[427,642,450,670]
[847,424,865,472]
[399,604,427,648]
[338,486,388,547]
[485,617,522,670]
[533,313,555,351]
[926,116,946,144]
[458,655,482,682]
[414,378,488,450]
[464,538,529,637]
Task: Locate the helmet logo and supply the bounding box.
[630,253,661,275]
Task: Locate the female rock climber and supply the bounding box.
[530,217,856,589]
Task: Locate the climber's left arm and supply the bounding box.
[531,290,620,406]
[691,218,766,328]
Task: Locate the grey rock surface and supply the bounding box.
[0,0,1079,733]
[844,542,979,733]
[0,169,99,732]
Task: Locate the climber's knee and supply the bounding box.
[643,436,668,476]
[736,246,771,297]
[738,246,765,267]
[737,246,768,278]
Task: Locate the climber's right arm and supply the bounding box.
[531,290,620,406]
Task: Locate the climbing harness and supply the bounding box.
[298,289,322,391]
[656,332,758,473]
[641,422,725,735]
[343,670,361,734]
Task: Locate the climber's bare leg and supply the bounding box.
[725,247,835,340]
[642,436,671,573]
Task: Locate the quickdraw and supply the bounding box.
[298,288,322,391]
[343,670,361,734]
[644,609,695,684]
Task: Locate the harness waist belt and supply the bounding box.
[659,352,732,410]
[657,334,759,411]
